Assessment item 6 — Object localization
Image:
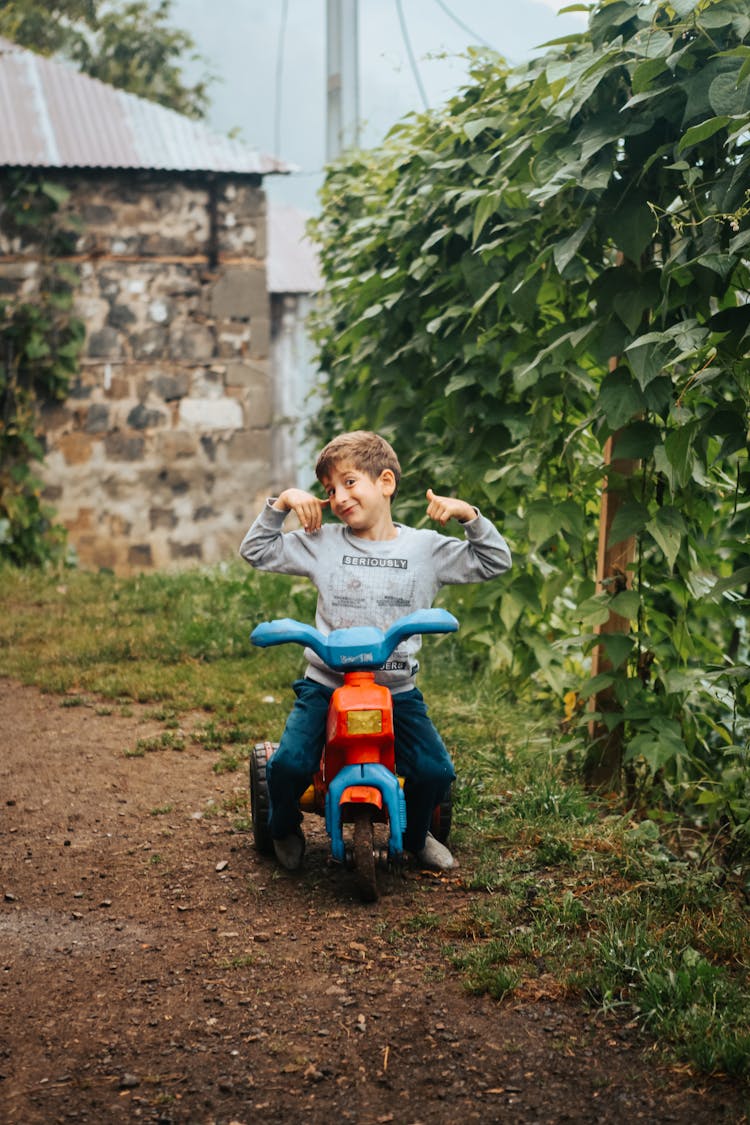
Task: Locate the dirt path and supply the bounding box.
[0,678,746,1125]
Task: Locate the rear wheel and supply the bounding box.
[250,742,276,855]
[431,785,453,844]
[352,807,378,903]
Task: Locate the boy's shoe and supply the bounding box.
[416,832,454,871]
[272,829,305,871]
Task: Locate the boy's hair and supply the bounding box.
[315,431,401,488]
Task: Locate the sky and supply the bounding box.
[171,0,587,215]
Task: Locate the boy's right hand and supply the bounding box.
[274,489,330,533]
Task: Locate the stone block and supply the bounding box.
[107,375,130,400]
[66,507,95,533]
[86,403,110,433]
[40,403,72,431]
[169,322,215,361]
[225,429,271,464]
[105,432,145,461]
[75,535,119,572]
[150,508,178,530]
[179,397,244,431]
[224,361,266,388]
[169,541,203,561]
[216,323,251,358]
[190,369,223,398]
[127,403,167,430]
[58,433,94,465]
[210,267,267,320]
[249,316,271,359]
[88,327,123,359]
[128,544,153,569]
[157,431,199,459]
[107,303,136,329]
[133,326,168,359]
[151,372,189,401]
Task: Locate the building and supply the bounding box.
[0,35,307,573]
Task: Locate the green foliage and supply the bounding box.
[0,173,85,565]
[0,0,211,118]
[310,0,750,829]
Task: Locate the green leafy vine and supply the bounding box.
[310,0,750,839]
[0,173,85,564]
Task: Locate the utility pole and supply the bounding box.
[326,0,360,160]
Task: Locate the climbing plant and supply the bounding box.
[311,0,750,835]
[0,173,85,565]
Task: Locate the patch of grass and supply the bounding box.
[0,563,312,720]
[60,694,87,708]
[149,804,174,817]
[135,731,186,754]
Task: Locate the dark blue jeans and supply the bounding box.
[266,678,456,852]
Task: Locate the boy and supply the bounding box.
[240,431,511,872]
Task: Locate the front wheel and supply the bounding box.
[250,742,276,855]
[352,807,378,903]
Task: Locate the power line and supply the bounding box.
[394,0,429,111]
[431,0,495,50]
[274,0,290,157]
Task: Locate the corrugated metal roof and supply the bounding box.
[267,204,322,294]
[0,36,290,175]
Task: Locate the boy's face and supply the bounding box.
[320,460,396,537]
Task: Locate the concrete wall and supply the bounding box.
[270,292,321,492]
[0,174,273,572]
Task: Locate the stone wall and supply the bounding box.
[1,173,273,573]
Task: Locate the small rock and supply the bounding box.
[119,1073,140,1090]
[215,860,229,872]
[4,893,16,902]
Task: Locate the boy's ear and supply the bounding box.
[379,469,397,497]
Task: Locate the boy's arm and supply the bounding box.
[239,490,326,574]
[425,488,512,582]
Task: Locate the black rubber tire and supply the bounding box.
[431,785,453,844]
[352,807,378,903]
[250,742,276,855]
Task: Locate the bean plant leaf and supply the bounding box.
[647,507,686,570]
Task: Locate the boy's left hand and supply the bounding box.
[426,489,476,526]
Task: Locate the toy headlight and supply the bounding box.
[347,709,383,734]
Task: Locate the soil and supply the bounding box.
[1,677,747,1125]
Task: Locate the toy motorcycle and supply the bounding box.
[249,608,458,901]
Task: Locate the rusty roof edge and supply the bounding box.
[0,35,294,176]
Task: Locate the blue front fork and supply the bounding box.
[325,763,407,863]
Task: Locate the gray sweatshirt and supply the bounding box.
[240,501,512,692]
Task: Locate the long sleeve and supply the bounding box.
[429,512,512,584]
[239,500,319,577]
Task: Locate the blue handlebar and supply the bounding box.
[250,608,458,671]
